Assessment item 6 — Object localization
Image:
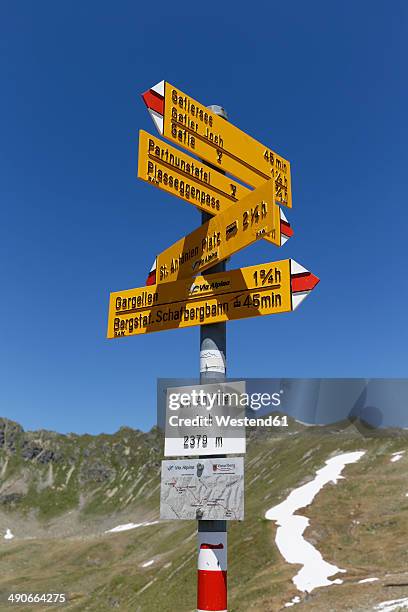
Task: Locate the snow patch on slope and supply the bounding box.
[390,451,405,463]
[105,520,159,533]
[374,597,408,611]
[265,451,365,593]
[4,529,14,540]
[284,595,301,607]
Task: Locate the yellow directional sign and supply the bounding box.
[138,131,292,250]
[142,81,292,208]
[107,259,319,338]
[138,130,249,216]
[154,179,281,285]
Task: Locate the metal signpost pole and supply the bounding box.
[197,105,228,612]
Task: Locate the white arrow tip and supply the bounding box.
[292,291,309,310]
[280,208,288,223]
[151,80,165,97]
[290,260,309,275]
[149,109,163,134]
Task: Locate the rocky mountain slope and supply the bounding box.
[0,417,408,611]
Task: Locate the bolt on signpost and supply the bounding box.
[107,80,320,612]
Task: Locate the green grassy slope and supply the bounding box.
[0,418,407,611]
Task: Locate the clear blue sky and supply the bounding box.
[1,1,407,434]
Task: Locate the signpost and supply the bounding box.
[107,259,319,338]
[107,79,320,612]
[142,81,292,208]
[197,103,230,612]
[149,179,291,286]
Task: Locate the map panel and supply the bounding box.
[160,458,244,520]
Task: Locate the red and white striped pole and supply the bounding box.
[197,531,227,612]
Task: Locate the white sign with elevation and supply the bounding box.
[164,381,246,457]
